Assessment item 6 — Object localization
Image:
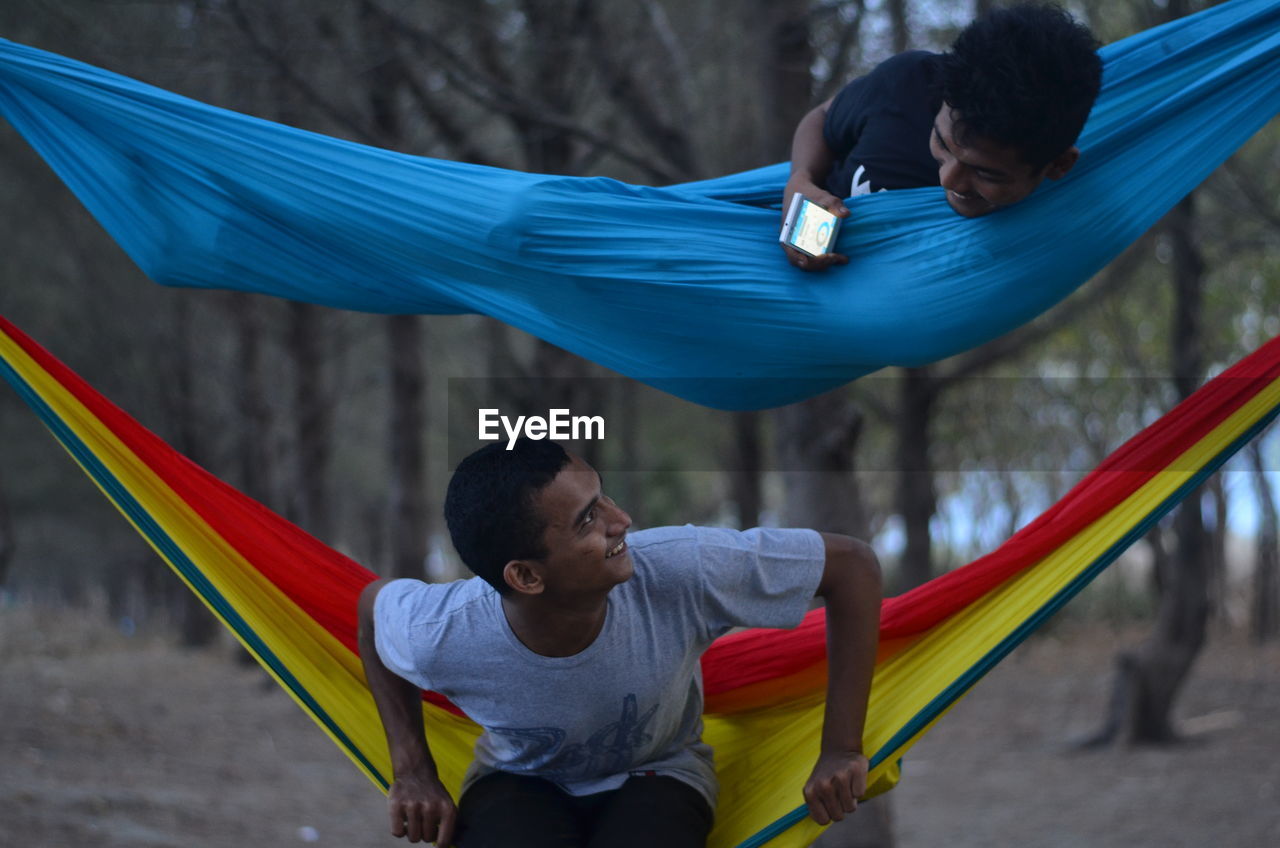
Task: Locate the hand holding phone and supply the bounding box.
[780,193,843,257]
[778,189,848,271]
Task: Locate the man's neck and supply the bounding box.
[501,592,610,658]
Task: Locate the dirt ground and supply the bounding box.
[2,603,1278,848]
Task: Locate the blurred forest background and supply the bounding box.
[0,0,1277,846]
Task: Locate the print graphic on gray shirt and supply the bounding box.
[373,525,825,808]
[491,693,659,780]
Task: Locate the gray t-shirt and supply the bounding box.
[373,525,825,809]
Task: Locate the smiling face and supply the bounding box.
[511,454,633,600]
[930,104,1079,218]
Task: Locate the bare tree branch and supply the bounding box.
[575,0,702,178]
[224,0,380,144]
[1221,158,1280,235]
[816,1,867,101]
[359,0,683,182]
[639,0,698,133]
[395,68,504,166]
[569,114,624,175]
[459,1,517,90]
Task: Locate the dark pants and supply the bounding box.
[456,771,714,848]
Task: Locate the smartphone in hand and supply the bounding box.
[779,194,842,257]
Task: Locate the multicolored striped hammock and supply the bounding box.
[2,314,1277,846]
[1,0,1278,410]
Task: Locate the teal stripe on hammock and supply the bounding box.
[0,355,390,791]
[735,399,1280,848]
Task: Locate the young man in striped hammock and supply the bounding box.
[359,439,881,846]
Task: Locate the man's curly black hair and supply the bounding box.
[940,3,1102,169]
[444,439,571,594]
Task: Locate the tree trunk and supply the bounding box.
[1121,495,1209,742]
[766,3,890,841]
[886,0,910,54]
[775,391,868,538]
[525,341,606,468]
[514,0,577,175]
[360,5,430,578]
[743,0,814,533]
[729,411,764,529]
[777,395,889,848]
[759,0,817,160]
[895,366,936,591]
[387,315,429,578]
[1250,439,1279,643]
[491,2,608,468]
[287,302,333,540]
[232,293,273,505]
[267,29,336,543]
[1115,190,1208,743]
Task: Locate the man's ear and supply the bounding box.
[1044,146,1080,181]
[503,559,546,596]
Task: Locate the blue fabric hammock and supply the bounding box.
[0,0,1276,410]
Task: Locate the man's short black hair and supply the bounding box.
[444,439,571,594]
[940,3,1102,169]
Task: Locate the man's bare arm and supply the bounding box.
[782,98,850,272]
[803,534,882,824]
[359,579,457,845]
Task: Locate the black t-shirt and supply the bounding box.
[823,50,943,198]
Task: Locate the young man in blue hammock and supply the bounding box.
[358,439,882,847]
[783,2,1103,271]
